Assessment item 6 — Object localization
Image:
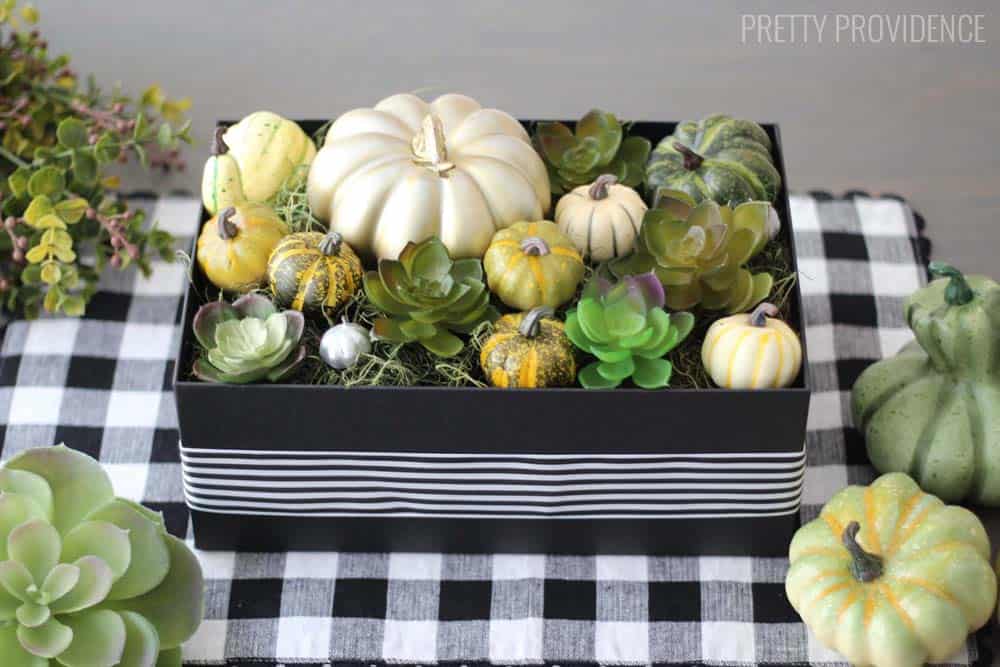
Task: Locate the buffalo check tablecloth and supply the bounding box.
[0,192,989,667]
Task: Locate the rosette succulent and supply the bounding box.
[565,273,694,389]
[534,110,651,194]
[192,293,306,384]
[364,237,499,357]
[611,190,777,313]
[0,445,204,667]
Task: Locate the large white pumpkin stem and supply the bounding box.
[412,114,455,175]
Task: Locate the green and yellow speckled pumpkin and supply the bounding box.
[480,307,576,388]
[645,114,780,205]
[483,221,584,311]
[267,231,363,314]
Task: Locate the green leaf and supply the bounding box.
[40,262,61,285]
[71,151,98,186]
[132,111,149,140]
[27,167,65,198]
[7,519,60,585]
[16,617,73,659]
[55,198,88,224]
[94,134,119,164]
[156,123,172,149]
[4,446,115,534]
[43,285,62,312]
[23,195,53,226]
[118,611,160,667]
[576,110,622,165]
[36,214,66,230]
[56,118,88,149]
[102,534,204,650]
[632,357,673,389]
[7,168,30,197]
[48,556,113,614]
[24,244,49,264]
[61,295,85,317]
[0,623,48,667]
[56,609,127,667]
[85,499,170,600]
[578,362,620,389]
[61,521,132,581]
[133,143,148,168]
[420,329,464,357]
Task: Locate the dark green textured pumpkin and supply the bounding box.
[267,231,363,314]
[480,307,576,388]
[645,114,780,205]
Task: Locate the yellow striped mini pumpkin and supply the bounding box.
[267,231,363,314]
[483,221,584,311]
[480,307,576,388]
[701,302,801,389]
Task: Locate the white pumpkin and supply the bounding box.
[320,319,372,370]
[213,111,316,205]
[554,174,646,262]
[702,302,802,389]
[307,93,551,260]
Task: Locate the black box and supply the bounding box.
[173,120,810,555]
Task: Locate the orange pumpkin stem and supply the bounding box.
[842,521,883,583]
[217,207,238,240]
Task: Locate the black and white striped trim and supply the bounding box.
[180,446,805,519]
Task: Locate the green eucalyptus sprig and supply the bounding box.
[0,1,191,318]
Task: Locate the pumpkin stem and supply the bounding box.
[588,174,618,200]
[211,126,229,156]
[217,207,238,240]
[929,261,974,306]
[842,521,883,583]
[318,231,343,257]
[519,306,554,338]
[520,237,551,256]
[749,302,779,327]
[412,114,455,176]
[673,142,705,171]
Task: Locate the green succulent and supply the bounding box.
[0,445,204,667]
[364,237,499,357]
[192,293,306,384]
[534,110,651,194]
[565,273,694,390]
[610,190,777,313]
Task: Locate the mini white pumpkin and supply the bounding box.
[202,112,316,213]
[554,174,647,262]
[702,302,802,389]
[307,93,551,260]
[320,319,372,370]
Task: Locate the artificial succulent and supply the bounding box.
[364,237,499,357]
[0,445,204,667]
[565,273,694,389]
[610,190,777,313]
[534,110,651,194]
[192,293,306,384]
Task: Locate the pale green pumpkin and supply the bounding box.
[851,263,1000,505]
[786,473,996,667]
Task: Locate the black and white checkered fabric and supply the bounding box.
[0,193,986,666]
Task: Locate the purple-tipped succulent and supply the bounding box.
[565,272,694,389]
[192,293,306,384]
[0,445,204,666]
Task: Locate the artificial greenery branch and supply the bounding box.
[0,0,192,318]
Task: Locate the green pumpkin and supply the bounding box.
[483,221,585,311]
[852,263,1000,505]
[786,472,996,667]
[479,307,576,388]
[645,114,781,205]
[267,230,363,314]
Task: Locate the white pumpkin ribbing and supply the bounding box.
[702,306,802,389]
[307,93,551,260]
[554,175,647,262]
